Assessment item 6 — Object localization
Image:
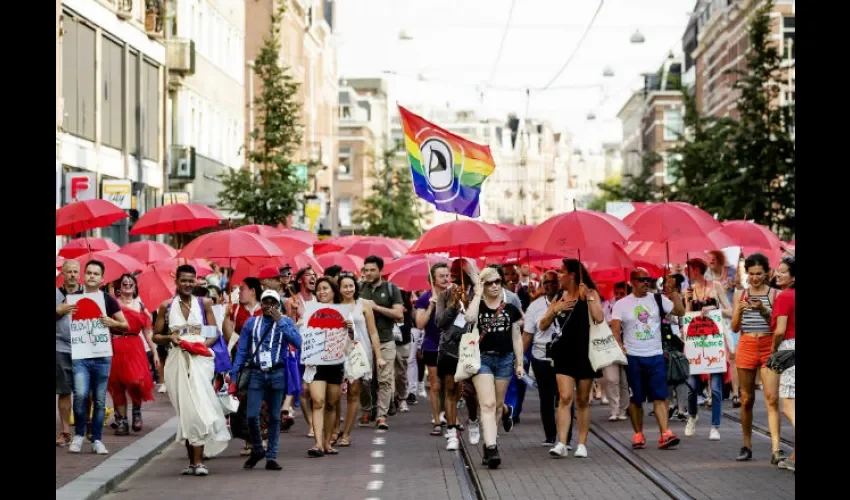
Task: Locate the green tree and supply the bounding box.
[216,4,307,226]
[353,150,427,239]
[587,173,622,211]
[727,0,795,238]
[596,151,664,203]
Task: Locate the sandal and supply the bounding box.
[240,445,252,457]
[732,395,741,408]
[56,432,71,447]
[307,430,315,438]
[336,436,351,447]
[307,447,325,458]
[325,447,339,455]
[330,433,339,445]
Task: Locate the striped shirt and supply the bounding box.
[740,290,774,334]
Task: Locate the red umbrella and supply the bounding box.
[383,254,448,275]
[788,238,795,247]
[407,220,510,257]
[130,203,223,235]
[118,240,177,265]
[345,238,404,260]
[316,253,365,273]
[624,202,721,243]
[145,258,213,277]
[229,253,322,285]
[277,226,319,245]
[313,235,367,255]
[267,232,318,256]
[387,259,437,292]
[56,255,65,270]
[56,250,144,286]
[177,230,282,267]
[531,243,635,273]
[624,233,735,266]
[56,199,128,236]
[523,210,635,261]
[136,268,177,310]
[59,237,120,259]
[234,224,284,238]
[715,221,782,254]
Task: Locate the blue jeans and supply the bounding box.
[687,373,723,427]
[72,357,112,442]
[247,368,287,460]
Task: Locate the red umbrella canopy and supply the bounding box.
[56,255,65,270]
[313,235,367,255]
[118,240,177,265]
[382,254,448,275]
[229,253,323,285]
[56,199,128,236]
[56,250,144,286]
[344,238,404,260]
[136,268,177,310]
[130,203,223,235]
[59,237,120,259]
[715,221,782,253]
[387,258,437,292]
[145,258,214,277]
[623,232,735,267]
[177,230,282,267]
[624,202,722,243]
[316,253,365,273]
[407,220,510,257]
[267,232,321,256]
[234,224,284,238]
[523,210,635,257]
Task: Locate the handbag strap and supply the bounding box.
[478,301,506,340]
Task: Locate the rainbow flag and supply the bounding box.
[398,105,496,218]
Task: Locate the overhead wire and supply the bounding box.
[541,0,605,90]
[486,0,518,85]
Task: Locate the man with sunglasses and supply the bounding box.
[611,268,685,450]
[279,265,293,298]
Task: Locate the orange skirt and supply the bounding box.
[736,334,773,370]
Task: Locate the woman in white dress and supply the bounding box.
[335,273,385,447]
[152,264,230,476]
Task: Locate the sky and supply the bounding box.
[334,0,695,150]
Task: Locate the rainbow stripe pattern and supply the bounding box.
[398,105,496,218]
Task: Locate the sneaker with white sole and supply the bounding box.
[468,420,481,445]
[398,400,409,413]
[92,440,109,455]
[68,435,85,453]
[157,384,167,394]
[574,444,588,458]
[549,442,568,458]
[608,415,619,421]
[418,382,427,398]
[685,416,698,437]
[439,411,447,425]
[446,430,460,451]
[194,464,209,476]
[709,427,720,441]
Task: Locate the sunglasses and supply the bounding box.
[633,277,653,283]
[484,279,502,287]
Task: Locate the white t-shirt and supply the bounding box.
[611,293,673,358]
[523,295,559,360]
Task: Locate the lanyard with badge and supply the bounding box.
[252,316,276,371]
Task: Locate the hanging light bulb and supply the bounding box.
[586,112,597,121]
[603,66,615,77]
[630,29,645,44]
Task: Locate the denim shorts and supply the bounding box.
[625,354,667,404]
[477,352,515,380]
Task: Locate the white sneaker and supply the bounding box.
[685,416,698,437]
[608,415,619,421]
[549,442,568,458]
[601,397,610,405]
[439,411,447,425]
[418,382,427,398]
[446,430,460,451]
[709,427,720,441]
[574,444,588,458]
[92,440,109,455]
[157,384,167,394]
[468,420,481,445]
[69,435,85,453]
[398,400,409,413]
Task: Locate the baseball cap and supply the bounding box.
[257,266,281,280]
[260,289,282,303]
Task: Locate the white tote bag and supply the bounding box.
[454,323,481,383]
[344,340,371,382]
[587,305,627,371]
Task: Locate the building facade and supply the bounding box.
[245,0,339,230]
[58,0,168,246]
[691,0,795,119]
[640,56,684,185]
[165,0,246,211]
[616,90,646,179]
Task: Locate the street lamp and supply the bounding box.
[586,112,597,120]
[603,66,615,77]
[630,29,645,44]
[398,29,414,41]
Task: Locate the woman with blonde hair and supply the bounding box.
[464,266,524,469]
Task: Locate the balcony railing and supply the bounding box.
[114,0,133,20]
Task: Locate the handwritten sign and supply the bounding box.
[67,293,114,360]
[300,302,351,366]
[682,310,726,375]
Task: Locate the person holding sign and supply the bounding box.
[611,268,685,451]
[56,259,83,447]
[230,289,302,471]
[152,264,230,476]
[67,260,129,455]
[683,259,733,441]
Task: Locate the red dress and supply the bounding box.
[108,305,155,404]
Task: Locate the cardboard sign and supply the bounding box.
[67,293,114,360]
[682,310,726,375]
[300,302,351,366]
